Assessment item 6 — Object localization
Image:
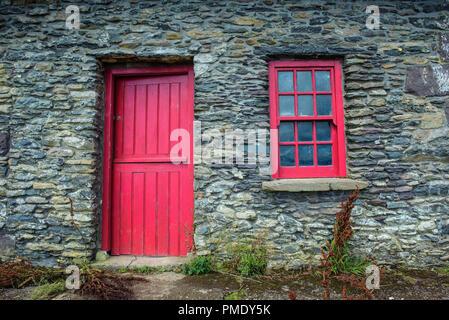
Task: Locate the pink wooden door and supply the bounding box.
[111,74,193,256]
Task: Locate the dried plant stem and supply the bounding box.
[316,187,381,300]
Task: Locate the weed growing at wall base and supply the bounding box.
[326,187,370,276]
[182,255,212,275]
[221,238,268,277]
[317,187,381,299]
[238,247,267,277]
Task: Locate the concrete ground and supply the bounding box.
[1,262,449,300]
[54,268,449,300]
[92,254,193,269]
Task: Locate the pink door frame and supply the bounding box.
[101,66,195,252]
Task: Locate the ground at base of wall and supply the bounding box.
[1,268,449,300]
[91,254,193,270]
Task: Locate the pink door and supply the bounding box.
[110,73,193,256]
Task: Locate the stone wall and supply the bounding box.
[0,0,448,267]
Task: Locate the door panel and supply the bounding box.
[110,73,192,256]
[114,76,187,162]
[111,164,188,256]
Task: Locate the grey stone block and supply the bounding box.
[0,232,15,258]
[262,178,368,192]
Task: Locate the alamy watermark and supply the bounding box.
[65,5,80,30]
[65,265,80,290]
[365,5,380,30]
[169,121,276,175]
[365,264,380,290]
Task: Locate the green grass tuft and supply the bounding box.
[222,242,267,277]
[328,244,370,276]
[224,288,246,300]
[434,266,449,275]
[119,265,181,274]
[30,281,66,300]
[182,256,212,275]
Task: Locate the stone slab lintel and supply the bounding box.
[262,178,369,192]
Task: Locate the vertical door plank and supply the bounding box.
[123,85,136,156]
[111,170,121,255]
[131,172,144,255]
[157,171,169,255]
[143,172,156,255]
[134,85,147,155]
[169,83,180,156]
[158,84,170,155]
[119,172,132,254]
[168,171,180,256]
[114,80,125,159]
[147,84,158,155]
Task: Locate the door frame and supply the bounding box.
[101,65,195,251]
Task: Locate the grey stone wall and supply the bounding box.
[0,0,448,268]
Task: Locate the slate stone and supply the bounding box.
[0,132,9,156]
[0,232,15,256]
[0,0,448,269]
[405,65,449,96]
[439,33,449,62]
[445,99,449,123]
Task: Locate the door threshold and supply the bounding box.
[92,254,193,270]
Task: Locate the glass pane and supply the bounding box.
[315,71,331,91]
[298,95,314,116]
[297,71,312,92]
[316,94,332,116]
[279,122,294,142]
[297,121,313,142]
[316,121,331,141]
[317,144,332,166]
[279,95,294,116]
[280,145,295,167]
[278,71,293,92]
[298,145,314,166]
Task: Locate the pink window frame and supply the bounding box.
[268,60,347,179]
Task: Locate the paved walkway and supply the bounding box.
[92,254,193,269]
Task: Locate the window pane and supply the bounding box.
[279,122,294,142]
[280,145,295,167]
[298,145,314,166]
[315,71,331,91]
[317,144,332,166]
[297,71,312,92]
[316,94,332,116]
[279,95,294,116]
[297,121,313,142]
[278,71,293,92]
[316,121,331,141]
[298,95,314,116]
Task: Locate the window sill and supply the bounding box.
[261,178,369,192]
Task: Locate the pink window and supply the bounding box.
[268,60,347,179]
